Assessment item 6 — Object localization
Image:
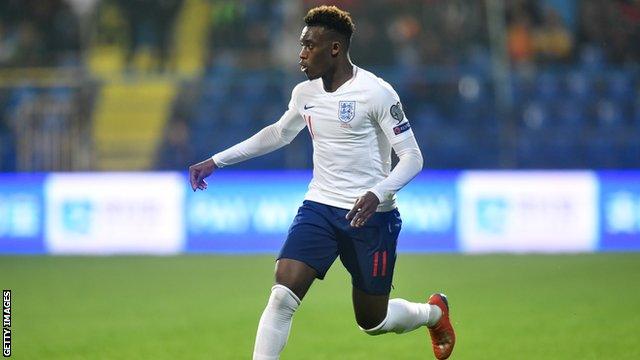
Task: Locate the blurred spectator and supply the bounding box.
[158,118,192,169]
[117,0,183,73]
[616,0,640,62]
[387,14,421,68]
[0,0,80,68]
[439,1,487,66]
[206,0,280,70]
[578,0,640,64]
[0,92,16,171]
[508,12,535,64]
[1,0,637,71]
[349,0,396,66]
[534,8,573,63]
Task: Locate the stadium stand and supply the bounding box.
[0,0,638,171]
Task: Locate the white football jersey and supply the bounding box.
[279,66,416,211]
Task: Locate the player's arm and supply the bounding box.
[347,88,423,227]
[347,136,423,226]
[369,135,423,200]
[189,89,305,191]
[211,110,305,168]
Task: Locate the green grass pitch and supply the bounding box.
[2,253,640,359]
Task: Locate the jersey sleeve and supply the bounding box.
[369,136,423,202]
[372,84,415,145]
[275,83,307,139]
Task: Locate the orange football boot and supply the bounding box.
[427,293,456,359]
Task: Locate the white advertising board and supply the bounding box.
[45,173,185,254]
[458,171,598,253]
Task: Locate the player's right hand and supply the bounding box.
[188,158,218,191]
[346,191,380,228]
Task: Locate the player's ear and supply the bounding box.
[331,41,340,57]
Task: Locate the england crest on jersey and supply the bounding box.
[338,101,356,123]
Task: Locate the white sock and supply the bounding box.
[363,298,442,335]
[253,284,301,360]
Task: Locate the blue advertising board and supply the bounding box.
[397,172,458,252]
[0,174,45,254]
[185,171,458,253]
[186,171,310,253]
[0,170,637,255]
[599,171,640,251]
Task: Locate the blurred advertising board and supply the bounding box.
[185,171,309,253]
[45,173,185,254]
[184,171,457,253]
[599,171,640,251]
[0,174,45,254]
[2,170,639,255]
[396,172,457,252]
[457,172,599,253]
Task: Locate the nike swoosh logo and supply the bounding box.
[304,105,315,110]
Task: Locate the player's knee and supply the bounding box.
[354,304,387,333]
[267,284,301,312]
[274,259,316,300]
[356,311,387,335]
[356,317,377,331]
[359,316,387,336]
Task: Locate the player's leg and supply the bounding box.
[253,259,317,360]
[353,287,455,360]
[353,286,441,335]
[339,208,455,359]
[351,287,388,329]
[274,258,317,300]
[253,201,339,360]
[345,233,442,335]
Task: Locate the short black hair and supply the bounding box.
[304,5,355,47]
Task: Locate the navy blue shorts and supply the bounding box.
[278,200,402,295]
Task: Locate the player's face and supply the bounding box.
[299,26,333,80]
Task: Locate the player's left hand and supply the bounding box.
[346,191,380,228]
